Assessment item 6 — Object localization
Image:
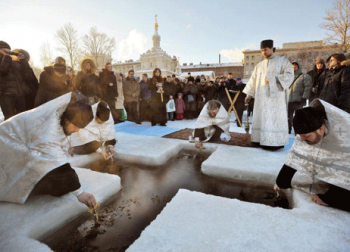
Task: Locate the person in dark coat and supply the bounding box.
[174,78,183,98]
[123,70,141,124]
[319,53,350,113]
[148,68,167,126]
[99,62,119,123]
[0,41,36,120]
[75,57,100,105]
[164,75,175,103]
[307,58,326,103]
[35,57,69,107]
[196,78,208,116]
[139,73,152,121]
[12,49,39,111]
[232,77,247,127]
[205,80,218,101]
[217,76,233,111]
[183,76,198,119]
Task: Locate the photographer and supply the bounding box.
[0,41,35,120]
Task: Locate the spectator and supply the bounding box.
[288,60,312,133]
[75,57,100,105]
[114,73,125,123]
[183,76,198,119]
[307,58,326,102]
[123,70,141,124]
[319,53,350,113]
[217,76,233,111]
[139,73,152,121]
[232,77,247,127]
[35,56,69,107]
[99,63,119,123]
[164,75,175,103]
[148,68,167,126]
[0,41,35,120]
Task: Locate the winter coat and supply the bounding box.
[99,68,118,102]
[75,57,100,98]
[319,61,350,113]
[34,66,69,107]
[148,76,167,123]
[183,83,198,103]
[197,83,208,100]
[307,64,326,102]
[176,96,185,114]
[139,79,151,101]
[205,84,218,101]
[115,80,124,109]
[289,60,312,103]
[232,82,247,105]
[164,81,175,102]
[123,76,140,103]
[174,82,183,98]
[0,55,33,97]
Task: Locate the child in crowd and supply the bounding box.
[176,93,185,120]
[166,95,176,121]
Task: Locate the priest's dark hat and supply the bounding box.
[260,39,274,49]
[293,107,324,135]
[65,101,93,128]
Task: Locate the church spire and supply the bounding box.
[152,14,161,50]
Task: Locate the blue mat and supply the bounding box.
[114,121,180,137]
[285,137,295,150]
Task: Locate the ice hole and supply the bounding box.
[42,150,291,252]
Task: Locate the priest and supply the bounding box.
[69,100,117,160]
[244,39,293,150]
[191,100,231,149]
[274,99,350,211]
[0,93,97,208]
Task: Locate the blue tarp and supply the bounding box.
[114,121,180,137]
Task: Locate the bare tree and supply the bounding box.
[39,41,53,68]
[82,27,116,69]
[321,0,350,53]
[56,23,81,70]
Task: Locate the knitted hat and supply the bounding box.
[53,56,66,74]
[96,101,110,122]
[64,101,93,128]
[260,39,273,49]
[236,77,242,81]
[0,41,11,50]
[293,107,324,135]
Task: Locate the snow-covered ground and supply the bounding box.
[1,110,349,252]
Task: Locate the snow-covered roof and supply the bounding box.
[179,71,215,78]
[181,62,242,69]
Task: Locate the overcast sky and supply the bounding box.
[0,0,335,67]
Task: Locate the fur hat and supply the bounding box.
[293,107,324,135]
[64,101,94,128]
[96,101,110,122]
[260,39,273,49]
[0,41,11,50]
[53,57,66,74]
[188,76,195,82]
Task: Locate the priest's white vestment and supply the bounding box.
[243,54,293,146]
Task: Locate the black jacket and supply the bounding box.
[307,65,326,102]
[99,69,118,102]
[35,66,69,107]
[319,64,350,113]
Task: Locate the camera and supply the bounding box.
[9,51,19,56]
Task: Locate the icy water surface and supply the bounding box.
[43,151,289,252]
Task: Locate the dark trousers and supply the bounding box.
[125,101,140,122]
[139,100,151,121]
[288,101,303,133]
[31,163,81,197]
[0,95,26,120]
[194,125,223,142]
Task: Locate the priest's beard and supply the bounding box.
[306,132,323,145]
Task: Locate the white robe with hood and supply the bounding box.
[243,54,293,146]
[285,99,350,191]
[70,103,116,148]
[192,102,230,142]
[0,93,75,204]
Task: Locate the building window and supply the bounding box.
[245,70,249,75]
[251,63,254,66]
[246,56,249,61]
[252,56,255,60]
[257,55,261,61]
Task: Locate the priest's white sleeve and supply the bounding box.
[71,188,84,197]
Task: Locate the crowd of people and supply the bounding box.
[1,38,350,212]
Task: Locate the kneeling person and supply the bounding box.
[274,99,350,211]
[191,100,231,149]
[0,93,96,208]
[70,101,117,160]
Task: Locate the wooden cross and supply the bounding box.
[225,88,241,127]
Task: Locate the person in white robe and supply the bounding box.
[244,39,293,150]
[0,93,97,208]
[274,99,350,211]
[69,101,117,160]
[191,100,231,149]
